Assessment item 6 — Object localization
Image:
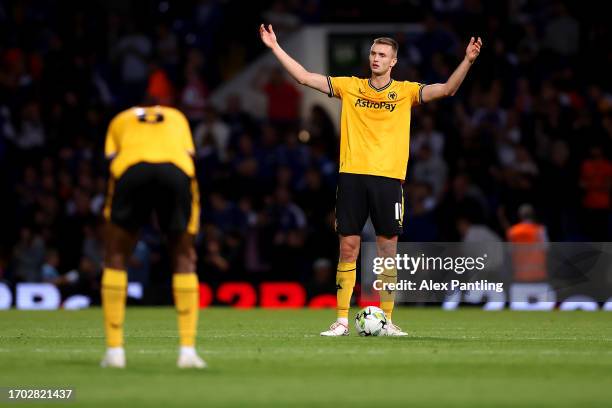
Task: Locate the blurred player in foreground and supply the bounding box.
[260,24,482,336]
[100,104,205,368]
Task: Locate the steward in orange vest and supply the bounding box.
[506,204,549,282]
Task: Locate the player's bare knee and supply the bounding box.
[376,236,397,259]
[105,253,126,270]
[339,239,360,263]
[175,248,196,272]
[175,256,196,272]
[377,245,396,259]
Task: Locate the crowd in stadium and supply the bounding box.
[1,1,611,299]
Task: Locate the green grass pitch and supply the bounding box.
[0,308,611,407]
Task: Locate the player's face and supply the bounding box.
[369,44,397,76]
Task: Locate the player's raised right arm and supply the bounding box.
[259,24,330,95]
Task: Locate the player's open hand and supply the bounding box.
[465,37,482,63]
[260,24,278,49]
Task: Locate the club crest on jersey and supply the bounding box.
[388,91,397,100]
[354,98,396,112]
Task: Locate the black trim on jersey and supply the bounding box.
[337,267,357,272]
[418,83,426,104]
[327,76,335,98]
[368,78,393,92]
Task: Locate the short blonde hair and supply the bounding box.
[372,37,398,56]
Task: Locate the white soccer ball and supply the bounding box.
[354,306,387,336]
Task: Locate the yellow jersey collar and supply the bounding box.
[368,78,393,92]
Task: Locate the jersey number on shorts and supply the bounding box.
[394,202,403,221]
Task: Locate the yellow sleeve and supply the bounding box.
[104,117,120,158]
[178,112,195,155]
[404,81,426,106]
[327,76,352,99]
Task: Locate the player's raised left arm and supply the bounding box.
[421,37,482,103]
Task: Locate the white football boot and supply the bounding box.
[177,347,207,369]
[382,321,408,336]
[100,347,126,368]
[320,321,349,336]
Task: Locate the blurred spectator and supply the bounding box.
[7,101,46,151]
[580,146,612,210]
[296,167,335,226]
[194,107,231,162]
[437,174,488,240]
[472,84,506,135]
[543,2,579,57]
[208,191,247,233]
[155,23,179,69]
[259,67,301,129]
[41,249,60,283]
[269,186,307,276]
[514,78,534,115]
[180,50,209,123]
[432,0,462,17]
[496,110,522,167]
[305,105,337,155]
[222,94,255,138]
[271,187,307,239]
[540,140,578,240]
[112,23,152,105]
[510,145,539,177]
[580,146,612,240]
[416,14,459,71]
[12,227,46,282]
[506,204,549,282]
[457,216,502,243]
[65,256,100,298]
[305,258,334,297]
[90,176,107,215]
[127,240,151,286]
[261,1,301,38]
[411,143,448,197]
[146,62,174,105]
[82,222,104,272]
[411,114,445,158]
[276,131,310,179]
[201,226,232,279]
[41,248,80,287]
[401,182,438,242]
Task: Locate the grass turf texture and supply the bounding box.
[0,308,611,407]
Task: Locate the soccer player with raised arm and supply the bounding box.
[100,104,205,367]
[260,24,482,336]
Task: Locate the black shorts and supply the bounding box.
[335,173,404,236]
[104,162,200,235]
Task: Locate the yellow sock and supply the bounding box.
[173,273,199,347]
[336,261,356,319]
[101,268,127,347]
[379,266,397,320]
